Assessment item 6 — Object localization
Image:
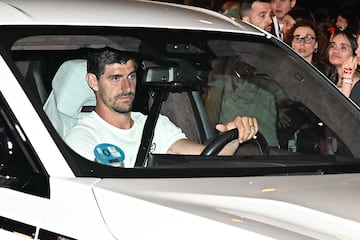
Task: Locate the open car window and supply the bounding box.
[4,26,360,177]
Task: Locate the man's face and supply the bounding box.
[249,1,273,32]
[96,60,137,114]
[271,0,296,22]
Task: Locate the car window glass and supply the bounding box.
[5,28,358,177]
[203,44,351,157]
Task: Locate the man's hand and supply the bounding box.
[215,116,258,143]
[168,116,258,156]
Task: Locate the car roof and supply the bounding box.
[0,0,263,34]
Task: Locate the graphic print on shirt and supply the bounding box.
[94,143,125,167]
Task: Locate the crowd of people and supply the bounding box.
[220,0,360,106]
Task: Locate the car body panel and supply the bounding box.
[0,0,360,239]
[0,187,49,237]
[92,174,360,239]
[0,0,260,34]
[38,177,116,239]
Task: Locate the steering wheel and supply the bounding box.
[201,129,269,156]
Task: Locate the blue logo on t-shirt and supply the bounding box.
[94,143,125,167]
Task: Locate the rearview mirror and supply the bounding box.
[143,66,181,85]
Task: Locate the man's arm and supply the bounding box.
[167,116,258,155]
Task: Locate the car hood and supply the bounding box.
[92,173,360,239]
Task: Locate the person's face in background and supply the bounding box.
[282,14,296,39]
[328,33,354,68]
[271,0,296,22]
[291,26,318,63]
[335,15,348,29]
[248,1,273,32]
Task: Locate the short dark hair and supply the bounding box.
[338,4,360,34]
[240,0,270,18]
[287,7,314,23]
[87,47,137,79]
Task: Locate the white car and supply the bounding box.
[1,0,360,239]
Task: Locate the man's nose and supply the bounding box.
[121,77,132,91]
[266,16,272,25]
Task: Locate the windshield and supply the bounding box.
[4,26,360,177]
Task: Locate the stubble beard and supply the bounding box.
[108,92,135,114]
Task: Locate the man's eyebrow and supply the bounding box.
[258,10,268,15]
[128,70,137,76]
[110,71,124,76]
[109,70,136,79]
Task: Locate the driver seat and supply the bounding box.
[43,59,96,137]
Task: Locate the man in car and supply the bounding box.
[64,47,258,167]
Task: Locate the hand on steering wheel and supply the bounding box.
[201,129,269,156]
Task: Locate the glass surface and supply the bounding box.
[2,26,359,177]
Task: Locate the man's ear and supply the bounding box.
[86,73,98,91]
[242,16,250,23]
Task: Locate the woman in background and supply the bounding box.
[327,27,359,105]
[285,19,329,73]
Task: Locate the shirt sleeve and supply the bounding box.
[153,114,187,153]
[64,126,100,161]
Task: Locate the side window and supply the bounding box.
[0,93,49,198]
[205,57,287,149]
[203,56,351,156]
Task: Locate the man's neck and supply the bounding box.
[95,106,133,129]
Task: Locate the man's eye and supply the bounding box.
[111,76,121,82]
[128,73,137,80]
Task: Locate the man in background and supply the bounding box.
[271,0,296,39]
[239,0,273,32]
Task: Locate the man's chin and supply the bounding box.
[113,105,132,114]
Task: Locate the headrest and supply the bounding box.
[52,59,96,117]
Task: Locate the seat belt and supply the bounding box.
[134,89,169,167]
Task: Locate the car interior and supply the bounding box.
[2,26,360,177]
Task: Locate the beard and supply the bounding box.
[114,92,135,113]
[104,92,136,114]
[113,103,133,114]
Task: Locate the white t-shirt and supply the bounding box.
[64,111,186,167]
